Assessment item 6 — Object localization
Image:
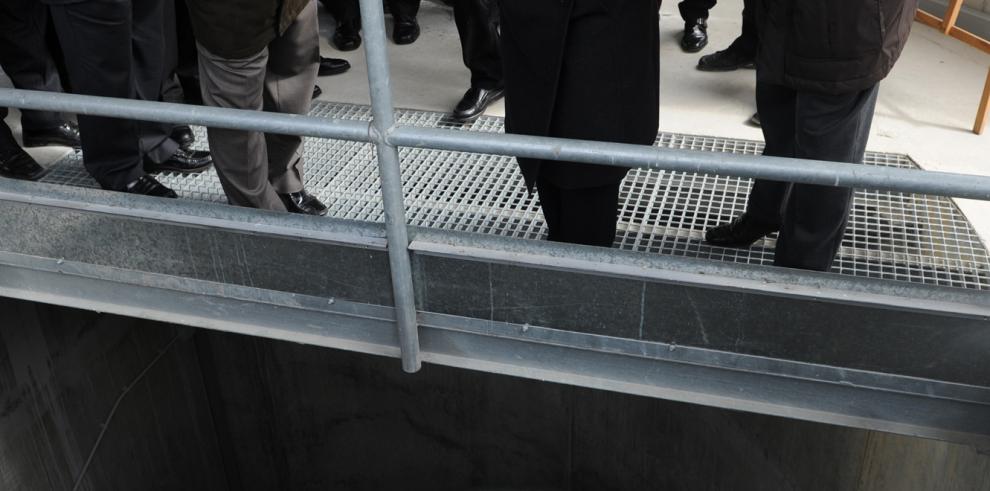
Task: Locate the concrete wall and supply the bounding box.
[1,297,988,490]
[0,298,226,491]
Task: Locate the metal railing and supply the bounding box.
[1,0,989,373]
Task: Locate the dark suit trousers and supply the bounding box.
[453,0,501,90]
[322,0,420,23]
[678,0,716,22]
[747,82,879,271]
[49,0,178,190]
[538,176,621,248]
[0,0,67,132]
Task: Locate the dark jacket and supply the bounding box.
[499,0,660,190]
[755,0,918,94]
[185,0,309,59]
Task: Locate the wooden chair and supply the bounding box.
[916,2,990,134]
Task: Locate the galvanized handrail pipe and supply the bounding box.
[2,88,989,202]
[358,0,421,372]
[0,89,374,142]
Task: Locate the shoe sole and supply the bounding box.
[145,163,212,175]
[22,138,81,150]
[0,167,50,182]
[681,43,707,53]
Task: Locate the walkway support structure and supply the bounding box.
[0,1,988,448]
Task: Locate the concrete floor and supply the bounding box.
[3,0,989,243]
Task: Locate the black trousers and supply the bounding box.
[678,0,716,22]
[747,82,879,271]
[727,0,757,58]
[453,0,501,90]
[49,0,179,190]
[322,0,421,23]
[537,177,622,247]
[0,0,67,133]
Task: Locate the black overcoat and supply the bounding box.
[755,0,918,95]
[499,0,660,191]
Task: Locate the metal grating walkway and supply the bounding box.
[41,101,990,290]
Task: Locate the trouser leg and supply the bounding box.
[197,44,285,211]
[453,0,502,90]
[388,0,420,19]
[0,0,67,132]
[773,85,879,271]
[678,0,717,22]
[538,176,622,247]
[132,0,179,163]
[264,0,319,194]
[726,0,757,57]
[323,0,360,23]
[746,82,795,227]
[48,1,144,190]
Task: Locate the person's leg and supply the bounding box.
[326,0,362,51]
[746,82,795,226]
[48,1,145,190]
[131,0,180,163]
[454,0,501,90]
[197,43,285,211]
[678,0,715,52]
[263,0,320,196]
[390,0,421,45]
[449,0,503,122]
[0,0,68,133]
[705,82,792,247]
[538,178,621,247]
[773,85,879,271]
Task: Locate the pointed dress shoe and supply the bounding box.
[22,121,81,149]
[451,87,504,123]
[333,20,362,51]
[705,213,779,248]
[279,189,328,216]
[0,145,48,180]
[144,147,212,174]
[393,17,420,45]
[697,47,755,72]
[681,19,708,53]
[125,174,178,198]
[319,57,351,76]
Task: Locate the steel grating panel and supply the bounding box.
[41,101,990,290]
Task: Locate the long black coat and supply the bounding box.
[756,0,918,95]
[499,0,660,190]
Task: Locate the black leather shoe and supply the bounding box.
[125,174,178,198]
[144,147,212,174]
[333,20,362,51]
[393,17,420,45]
[748,112,761,127]
[279,189,328,216]
[705,213,779,248]
[22,121,81,149]
[681,20,708,53]
[313,85,323,99]
[319,57,351,77]
[697,47,755,72]
[0,146,47,181]
[450,87,504,123]
[170,125,196,150]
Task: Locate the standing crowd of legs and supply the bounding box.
[0,0,920,272]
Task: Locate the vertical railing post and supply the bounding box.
[357,0,421,372]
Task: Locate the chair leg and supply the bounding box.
[975,68,990,135]
[943,0,965,34]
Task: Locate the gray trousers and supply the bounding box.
[196,1,319,211]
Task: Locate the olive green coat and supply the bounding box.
[185,0,309,59]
